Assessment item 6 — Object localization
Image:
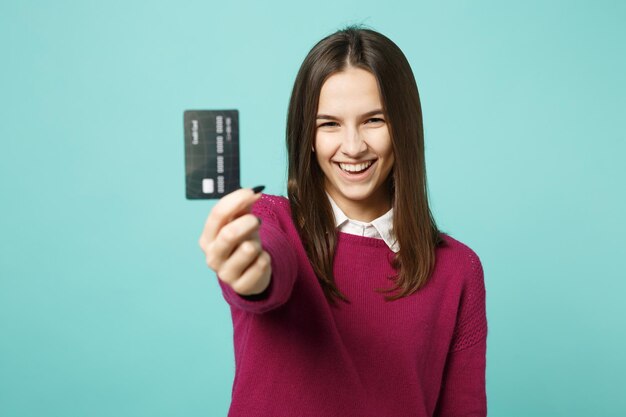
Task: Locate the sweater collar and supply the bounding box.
[325,191,399,253]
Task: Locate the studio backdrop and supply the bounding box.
[1,1,625,416]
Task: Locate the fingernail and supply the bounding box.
[252,185,265,194]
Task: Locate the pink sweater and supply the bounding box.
[217,194,488,417]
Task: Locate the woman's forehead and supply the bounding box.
[318,69,382,114]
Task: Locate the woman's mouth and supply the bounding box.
[335,160,377,180]
[338,160,374,173]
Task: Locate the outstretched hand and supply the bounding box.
[198,187,272,296]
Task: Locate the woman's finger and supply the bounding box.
[215,237,263,286]
[200,187,262,246]
[230,250,272,296]
[204,214,260,272]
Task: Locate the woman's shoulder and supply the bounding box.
[259,193,290,206]
[251,193,292,221]
[437,232,484,280]
[254,193,290,209]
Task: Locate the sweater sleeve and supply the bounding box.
[434,250,488,417]
[216,195,298,314]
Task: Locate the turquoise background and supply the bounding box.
[1,0,624,416]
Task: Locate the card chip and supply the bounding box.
[202,179,214,194]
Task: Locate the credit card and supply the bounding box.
[183,110,240,199]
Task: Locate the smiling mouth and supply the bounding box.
[336,160,376,173]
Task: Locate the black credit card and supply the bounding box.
[183,110,240,199]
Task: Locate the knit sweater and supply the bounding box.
[216,193,488,417]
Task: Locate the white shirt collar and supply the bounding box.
[326,191,399,253]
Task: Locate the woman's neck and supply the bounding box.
[326,189,392,223]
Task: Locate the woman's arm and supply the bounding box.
[434,250,488,416]
[434,339,487,416]
[216,195,298,314]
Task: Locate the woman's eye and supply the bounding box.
[317,119,383,128]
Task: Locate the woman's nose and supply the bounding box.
[340,127,367,156]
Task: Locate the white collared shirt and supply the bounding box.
[326,191,400,253]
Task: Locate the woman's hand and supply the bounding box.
[198,187,272,296]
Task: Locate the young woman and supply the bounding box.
[198,25,487,417]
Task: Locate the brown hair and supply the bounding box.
[286,24,445,305]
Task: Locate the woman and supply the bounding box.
[198,25,487,417]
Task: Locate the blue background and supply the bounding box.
[1,1,625,416]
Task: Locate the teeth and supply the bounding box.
[338,161,374,172]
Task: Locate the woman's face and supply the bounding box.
[314,66,394,222]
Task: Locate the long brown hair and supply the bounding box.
[286,25,445,305]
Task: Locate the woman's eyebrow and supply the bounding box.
[316,109,384,120]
